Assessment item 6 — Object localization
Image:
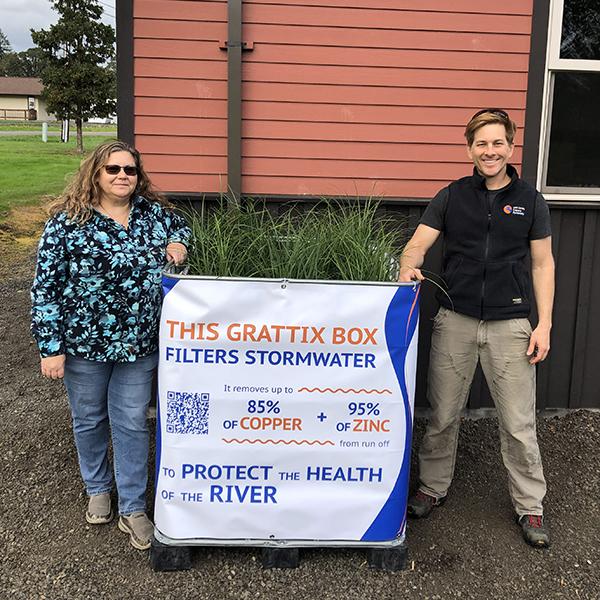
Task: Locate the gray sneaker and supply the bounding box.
[518,514,550,548]
[118,512,154,550]
[85,493,113,525]
[407,490,446,518]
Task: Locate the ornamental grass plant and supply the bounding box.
[185,200,406,282]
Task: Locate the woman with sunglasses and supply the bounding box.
[31,140,190,550]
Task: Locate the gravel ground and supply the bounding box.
[1,256,599,600]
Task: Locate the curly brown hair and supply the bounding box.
[47,140,172,223]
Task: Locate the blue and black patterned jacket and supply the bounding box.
[31,195,191,362]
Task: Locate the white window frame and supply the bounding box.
[538,0,600,200]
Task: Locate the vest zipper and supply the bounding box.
[481,202,492,315]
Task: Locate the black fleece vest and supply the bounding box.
[438,166,538,320]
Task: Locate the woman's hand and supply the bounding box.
[41,355,65,379]
[166,242,188,265]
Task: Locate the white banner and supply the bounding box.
[155,277,419,542]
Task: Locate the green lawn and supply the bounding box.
[0,135,115,217]
[0,120,117,132]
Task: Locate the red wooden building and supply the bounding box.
[117,0,600,410]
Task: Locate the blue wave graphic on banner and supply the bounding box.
[156,274,178,507]
[162,274,179,297]
[361,284,419,541]
[154,390,163,509]
[157,277,176,481]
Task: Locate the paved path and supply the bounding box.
[0,130,116,136]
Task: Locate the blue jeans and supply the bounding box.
[63,353,158,515]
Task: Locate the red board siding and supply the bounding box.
[135,134,523,163]
[241,1,532,15]
[133,0,229,194]
[133,0,534,198]
[136,39,531,73]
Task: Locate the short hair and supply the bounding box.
[464,108,517,146]
[47,139,170,223]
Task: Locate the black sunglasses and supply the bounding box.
[104,164,138,176]
[471,108,510,120]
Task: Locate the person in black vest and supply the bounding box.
[398,108,554,548]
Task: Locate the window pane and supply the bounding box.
[560,0,600,59]
[546,72,600,188]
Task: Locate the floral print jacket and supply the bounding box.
[31,195,191,362]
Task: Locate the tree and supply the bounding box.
[0,29,12,56]
[0,48,50,78]
[0,53,22,76]
[31,1,116,153]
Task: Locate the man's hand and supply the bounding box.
[166,242,188,265]
[41,354,65,379]
[527,325,551,364]
[398,266,424,282]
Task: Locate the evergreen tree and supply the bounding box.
[31,1,116,152]
[0,29,12,56]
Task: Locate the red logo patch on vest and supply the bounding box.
[503,205,513,214]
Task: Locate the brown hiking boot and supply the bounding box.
[407,490,446,518]
[518,514,550,548]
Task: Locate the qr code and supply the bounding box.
[165,391,209,434]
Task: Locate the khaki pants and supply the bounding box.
[419,307,546,516]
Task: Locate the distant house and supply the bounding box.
[0,77,53,121]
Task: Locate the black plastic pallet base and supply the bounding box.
[367,545,409,572]
[149,541,408,572]
[261,547,300,569]
[149,537,193,571]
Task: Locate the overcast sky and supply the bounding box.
[0,0,116,52]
